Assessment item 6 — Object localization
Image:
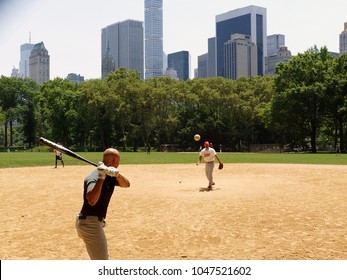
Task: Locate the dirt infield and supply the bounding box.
[1,163,347,260]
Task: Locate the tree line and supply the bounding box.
[1,46,347,153]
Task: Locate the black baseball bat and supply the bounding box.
[39,137,97,167]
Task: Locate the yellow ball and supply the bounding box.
[194,134,201,141]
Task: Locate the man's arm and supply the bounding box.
[215,154,222,164]
[117,173,130,188]
[197,155,202,165]
[86,178,105,206]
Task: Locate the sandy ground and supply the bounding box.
[1,163,347,260]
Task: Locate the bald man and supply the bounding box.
[76,148,130,260]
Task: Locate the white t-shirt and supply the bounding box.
[199,147,217,163]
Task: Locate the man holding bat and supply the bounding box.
[75,148,130,260]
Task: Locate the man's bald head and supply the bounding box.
[103,148,120,167]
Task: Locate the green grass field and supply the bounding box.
[0,151,346,168]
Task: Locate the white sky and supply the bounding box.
[0,0,346,80]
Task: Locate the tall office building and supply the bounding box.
[339,22,347,54]
[196,53,208,78]
[101,20,144,79]
[207,37,216,77]
[29,42,50,84]
[144,0,163,79]
[167,51,190,81]
[267,34,285,56]
[216,5,267,78]
[224,34,258,80]
[19,43,35,78]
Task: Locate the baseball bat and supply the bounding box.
[39,137,97,167]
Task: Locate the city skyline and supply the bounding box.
[0,0,346,80]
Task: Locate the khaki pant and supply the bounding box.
[75,215,109,260]
[205,161,215,186]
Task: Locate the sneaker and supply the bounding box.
[207,186,212,191]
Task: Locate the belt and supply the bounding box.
[78,214,104,222]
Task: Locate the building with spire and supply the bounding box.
[19,33,34,78]
[29,41,50,84]
[101,42,116,79]
[20,43,35,78]
[340,22,347,54]
[144,0,163,79]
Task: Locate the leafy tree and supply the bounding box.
[39,78,79,146]
[18,78,40,148]
[105,67,143,151]
[0,76,32,147]
[271,46,333,152]
[324,53,347,151]
[78,78,115,150]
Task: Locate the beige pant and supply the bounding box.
[75,215,109,260]
[205,161,215,186]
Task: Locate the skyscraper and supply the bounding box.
[197,53,208,78]
[167,51,190,81]
[101,20,144,79]
[216,5,267,78]
[29,42,50,84]
[207,37,217,78]
[267,34,285,56]
[339,22,347,54]
[19,43,35,78]
[145,0,163,79]
[224,34,258,80]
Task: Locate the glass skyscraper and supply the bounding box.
[167,51,190,81]
[20,43,35,78]
[207,37,216,77]
[101,20,144,79]
[216,5,267,78]
[145,0,163,79]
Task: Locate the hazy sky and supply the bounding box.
[0,0,346,80]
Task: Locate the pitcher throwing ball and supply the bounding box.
[197,141,223,191]
[75,148,130,260]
